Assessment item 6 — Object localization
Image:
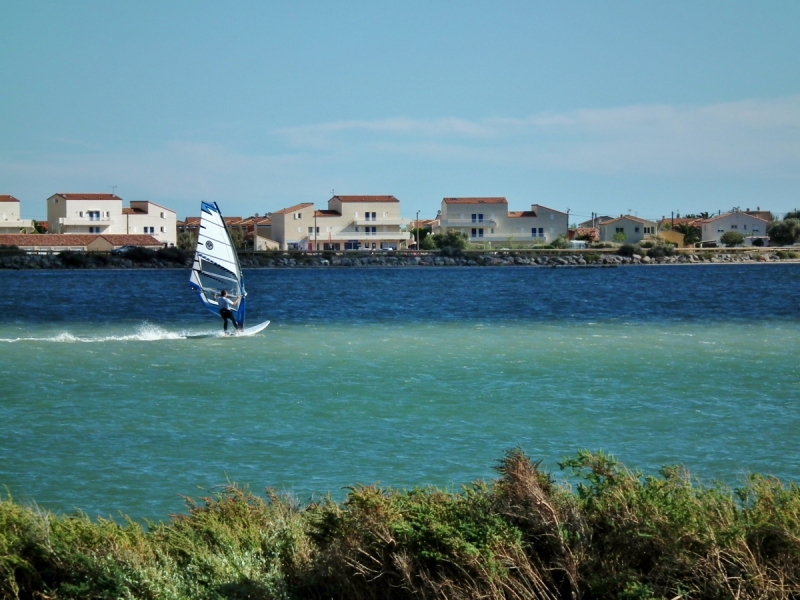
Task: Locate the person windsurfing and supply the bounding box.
[214,290,242,335]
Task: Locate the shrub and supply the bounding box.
[646,245,675,259]
[752,237,765,247]
[59,251,89,267]
[617,244,637,257]
[156,246,190,264]
[124,247,157,262]
[720,231,745,247]
[584,253,601,263]
[0,245,25,256]
[767,218,800,246]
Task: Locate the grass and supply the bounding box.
[2,450,799,599]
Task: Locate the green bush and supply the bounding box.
[752,237,765,247]
[0,245,25,256]
[646,245,675,259]
[156,246,190,264]
[767,218,800,246]
[124,247,157,262]
[58,251,89,267]
[3,451,800,599]
[720,231,745,247]
[616,244,637,257]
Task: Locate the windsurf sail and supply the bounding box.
[189,202,246,327]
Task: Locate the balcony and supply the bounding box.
[302,231,411,242]
[353,217,406,226]
[440,218,497,227]
[58,217,113,226]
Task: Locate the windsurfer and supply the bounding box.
[214,290,242,334]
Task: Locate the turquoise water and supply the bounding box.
[1,265,799,520]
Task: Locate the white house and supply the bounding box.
[124,201,177,246]
[270,196,411,251]
[437,197,568,245]
[47,193,177,246]
[699,211,769,246]
[598,215,658,243]
[0,195,34,233]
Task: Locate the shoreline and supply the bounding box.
[2,251,799,270]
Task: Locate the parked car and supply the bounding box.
[111,245,138,255]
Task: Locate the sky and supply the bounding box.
[1,1,799,223]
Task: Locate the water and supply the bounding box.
[1,264,799,521]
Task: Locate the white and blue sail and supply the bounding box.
[189,202,246,327]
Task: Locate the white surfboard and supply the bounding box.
[237,319,270,337]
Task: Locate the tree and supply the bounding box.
[410,228,430,248]
[177,231,198,251]
[720,231,744,247]
[431,230,468,250]
[673,223,700,246]
[551,234,569,249]
[767,218,800,246]
[613,232,626,244]
[784,210,800,220]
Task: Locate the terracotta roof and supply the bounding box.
[600,215,656,226]
[100,234,162,246]
[332,195,399,203]
[657,217,702,227]
[443,197,507,205]
[508,211,538,218]
[409,219,436,229]
[129,200,175,214]
[0,195,20,203]
[0,234,99,247]
[573,227,599,241]
[531,204,568,216]
[272,203,314,215]
[53,193,122,200]
[0,233,162,248]
[699,212,769,224]
[314,209,341,217]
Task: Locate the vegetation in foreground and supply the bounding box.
[2,450,799,599]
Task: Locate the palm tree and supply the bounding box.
[673,223,700,246]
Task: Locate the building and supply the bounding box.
[270,196,411,251]
[47,193,177,246]
[436,198,568,245]
[123,201,177,246]
[598,215,658,243]
[0,234,162,253]
[699,211,769,245]
[0,195,34,233]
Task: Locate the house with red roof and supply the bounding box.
[270,196,411,251]
[437,198,568,245]
[0,195,35,234]
[699,210,769,246]
[46,193,176,246]
[598,215,658,243]
[0,234,162,253]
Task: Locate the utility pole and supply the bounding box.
[416,210,420,250]
[314,212,318,253]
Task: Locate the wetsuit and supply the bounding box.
[217,296,240,333]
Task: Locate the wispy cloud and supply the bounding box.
[274,97,800,177]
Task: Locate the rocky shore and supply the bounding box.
[1,249,797,270]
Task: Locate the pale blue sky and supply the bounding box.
[1,1,798,222]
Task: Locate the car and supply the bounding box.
[111,245,139,255]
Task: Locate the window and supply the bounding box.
[635,227,640,233]
[160,226,166,233]
[79,211,84,217]
[644,227,654,234]
[731,224,738,229]
[539,227,544,237]
[355,226,359,232]
[371,212,377,220]
[472,228,477,237]
[89,211,100,221]
[478,228,484,238]
[308,226,314,235]
[616,227,624,233]
[89,226,100,233]
[471,213,477,223]
[370,226,377,235]
[160,212,166,218]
